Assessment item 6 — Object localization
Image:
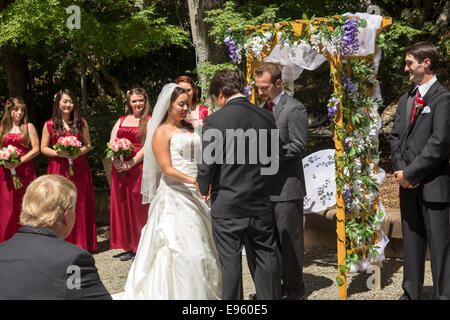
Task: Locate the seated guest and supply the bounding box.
[0,174,111,300]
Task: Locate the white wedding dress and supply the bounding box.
[117,130,221,300]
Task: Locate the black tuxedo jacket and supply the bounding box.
[0,226,112,300]
[390,80,450,202]
[197,96,278,218]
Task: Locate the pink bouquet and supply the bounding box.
[53,136,82,176]
[105,138,135,175]
[0,145,23,189]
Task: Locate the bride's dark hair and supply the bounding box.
[162,86,193,130]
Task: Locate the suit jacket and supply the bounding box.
[261,93,309,201]
[197,96,277,218]
[0,226,112,300]
[389,80,450,203]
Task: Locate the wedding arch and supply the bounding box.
[224,13,392,299]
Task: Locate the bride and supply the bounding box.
[117,83,221,300]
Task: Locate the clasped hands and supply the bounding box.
[56,150,79,161]
[394,170,419,189]
[3,161,21,170]
[195,181,211,202]
[112,158,134,173]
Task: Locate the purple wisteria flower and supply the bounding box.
[244,84,253,97]
[345,137,352,149]
[224,34,240,64]
[341,17,360,56]
[341,74,357,100]
[328,97,339,120]
[343,185,352,206]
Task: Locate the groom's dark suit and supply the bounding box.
[197,96,281,300]
[390,79,450,300]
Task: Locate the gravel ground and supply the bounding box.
[93,225,435,300]
[92,167,437,300]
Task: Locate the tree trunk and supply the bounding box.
[97,58,125,102]
[83,53,107,103]
[1,46,35,122]
[0,1,36,123]
[436,1,450,27]
[187,0,228,107]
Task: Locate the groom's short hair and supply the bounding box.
[255,62,282,85]
[210,69,244,98]
[405,42,439,72]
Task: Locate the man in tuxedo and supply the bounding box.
[197,69,281,300]
[390,42,450,300]
[247,62,308,300]
[0,174,111,300]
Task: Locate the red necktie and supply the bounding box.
[410,90,420,125]
[268,101,275,112]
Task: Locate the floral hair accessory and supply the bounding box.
[54,92,58,101]
[5,99,11,110]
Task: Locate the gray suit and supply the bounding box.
[247,92,309,298]
[390,80,450,300]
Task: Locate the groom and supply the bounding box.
[197,69,281,300]
[389,42,450,300]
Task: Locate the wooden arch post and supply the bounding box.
[245,16,392,300]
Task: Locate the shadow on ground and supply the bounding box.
[96,224,111,254]
[346,258,403,297]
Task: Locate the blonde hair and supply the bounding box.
[20,175,77,228]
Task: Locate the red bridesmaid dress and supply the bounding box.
[0,126,36,242]
[109,116,150,253]
[46,119,97,251]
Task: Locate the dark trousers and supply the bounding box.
[246,199,304,296]
[212,214,281,300]
[400,187,450,300]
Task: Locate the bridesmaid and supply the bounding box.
[109,88,151,261]
[0,97,39,242]
[175,75,209,127]
[40,89,97,252]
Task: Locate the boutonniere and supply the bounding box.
[415,97,426,112]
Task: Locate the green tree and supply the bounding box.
[0,0,191,186]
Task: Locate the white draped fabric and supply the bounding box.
[264,12,383,96]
